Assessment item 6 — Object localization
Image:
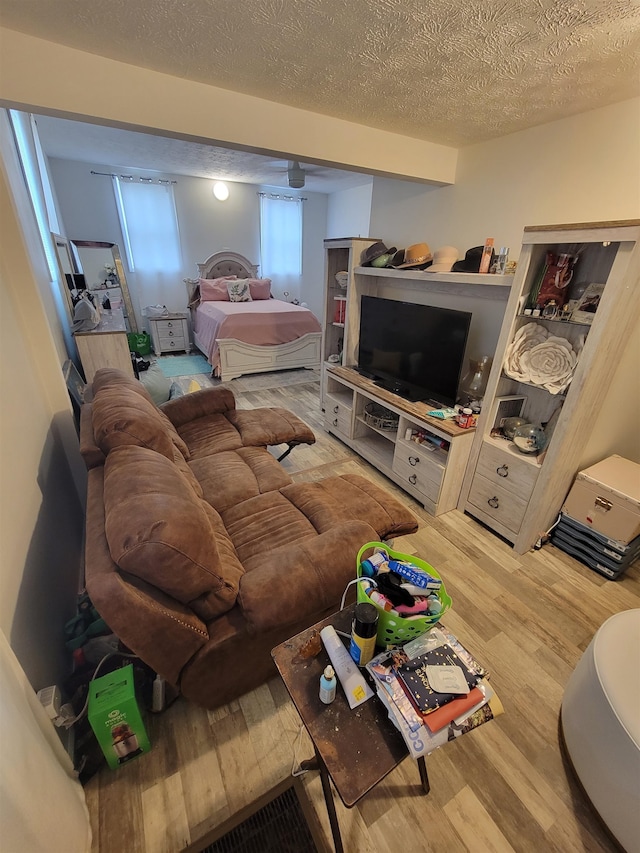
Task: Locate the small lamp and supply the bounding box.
[213,181,229,201]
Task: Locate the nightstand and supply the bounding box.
[148,313,190,355]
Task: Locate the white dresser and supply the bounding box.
[147,313,190,355]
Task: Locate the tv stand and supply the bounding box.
[323,365,475,516]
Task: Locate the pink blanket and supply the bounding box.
[195,299,321,371]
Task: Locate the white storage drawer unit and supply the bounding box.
[392,439,444,504]
[148,313,190,355]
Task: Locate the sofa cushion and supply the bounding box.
[92,386,190,461]
[175,412,244,458]
[239,520,379,633]
[221,491,317,566]
[226,408,316,448]
[102,446,243,620]
[280,475,418,539]
[189,446,292,513]
[92,368,156,403]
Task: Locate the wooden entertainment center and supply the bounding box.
[321,237,513,516]
[322,224,640,550]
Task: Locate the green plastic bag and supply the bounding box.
[127,332,151,355]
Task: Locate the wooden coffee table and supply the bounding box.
[272,605,430,853]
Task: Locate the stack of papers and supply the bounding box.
[365,626,503,758]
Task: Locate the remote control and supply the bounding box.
[320,625,373,709]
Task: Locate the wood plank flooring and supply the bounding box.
[85,367,638,853]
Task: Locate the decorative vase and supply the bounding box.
[459,355,493,407]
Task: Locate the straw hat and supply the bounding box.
[396,243,432,269]
[429,246,459,273]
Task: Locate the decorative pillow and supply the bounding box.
[227,280,253,302]
[199,276,236,302]
[247,279,272,300]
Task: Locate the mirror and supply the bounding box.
[69,240,138,333]
[53,235,87,316]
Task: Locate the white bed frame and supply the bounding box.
[185,251,321,382]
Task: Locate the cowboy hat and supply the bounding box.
[395,242,432,269]
[452,245,495,273]
[360,241,397,266]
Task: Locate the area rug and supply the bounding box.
[157,354,210,377]
[200,786,317,853]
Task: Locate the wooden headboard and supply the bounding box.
[184,251,259,306]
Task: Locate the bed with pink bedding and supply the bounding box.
[184,251,321,381]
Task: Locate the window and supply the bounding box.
[113,179,182,311]
[114,179,182,274]
[259,194,303,289]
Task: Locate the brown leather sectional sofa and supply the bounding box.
[80,368,418,709]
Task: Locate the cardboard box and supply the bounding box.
[88,664,150,769]
[563,455,640,545]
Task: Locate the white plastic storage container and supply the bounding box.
[563,455,640,545]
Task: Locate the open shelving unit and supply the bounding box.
[458,220,640,553]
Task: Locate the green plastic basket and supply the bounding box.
[356,541,452,645]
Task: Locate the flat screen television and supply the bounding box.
[357,295,472,406]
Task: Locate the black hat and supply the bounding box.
[452,245,495,273]
[360,241,397,266]
[386,249,406,267]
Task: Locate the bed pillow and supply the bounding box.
[199,276,236,302]
[247,278,272,300]
[227,280,252,302]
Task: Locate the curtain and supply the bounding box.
[0,629,91,852]
[114,179,182,318]
[259,195,302,300]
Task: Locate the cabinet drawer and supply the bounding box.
[325,401,352,438]
[467,473,528,534]
[155,319,184,334]
[159,335,187,351]
[158,331,186,347]
[392,451,442,502]
[476,442,539,499]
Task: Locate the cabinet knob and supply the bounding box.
[409,474,417,485]
[408,456,420,466]
[167,322,173,327]
[333,418,338,427]
[496,464,509,477]
[488,496,499,509]
[333,405,339,413]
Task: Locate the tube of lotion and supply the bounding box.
[320,625,373,709]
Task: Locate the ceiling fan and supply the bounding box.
[268,159,324,189]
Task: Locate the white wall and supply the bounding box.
[369,98,640,259]
[326,182,374,239]
[0,121,85,692]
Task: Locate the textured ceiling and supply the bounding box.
[2,0,639,189]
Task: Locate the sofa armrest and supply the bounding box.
[160,387,236,427]
[238,520,378,633]
[79,402,106,469]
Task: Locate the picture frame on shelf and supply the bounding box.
[488,395,527,433]
[570,282,605,325]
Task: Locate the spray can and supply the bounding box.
[349,602,378,667]
[319,665,336,704]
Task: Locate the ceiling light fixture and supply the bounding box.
[213,181,229,201]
